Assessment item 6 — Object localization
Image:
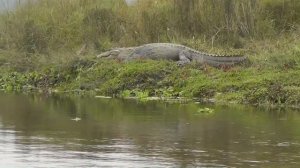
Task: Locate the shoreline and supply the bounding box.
[2,86,300,110]
[1,48,300,110]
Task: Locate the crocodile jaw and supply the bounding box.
[97,50,120,58]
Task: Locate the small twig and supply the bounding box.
[211,26,224,49]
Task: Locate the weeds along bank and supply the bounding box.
[1,59,300,107]
[0,0,300,107]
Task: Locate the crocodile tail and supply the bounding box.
[202,54,248,67]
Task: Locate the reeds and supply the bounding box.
[0,0,299,54]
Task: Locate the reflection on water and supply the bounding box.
[0,94,300,167]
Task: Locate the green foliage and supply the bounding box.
[181,69,216,98]
[95,60,177,95]
[121,89,150,100]
[0,0,300,108]
[1,57,300,107]
[0,72,27,92]
[197,107,215,114]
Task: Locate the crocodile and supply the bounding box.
[97,43,247,67]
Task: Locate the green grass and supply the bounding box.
[2,57,300,107]
[0,0,300,107]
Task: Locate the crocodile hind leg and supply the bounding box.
[177,50,191,66]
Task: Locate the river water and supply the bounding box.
[0,94,300,167]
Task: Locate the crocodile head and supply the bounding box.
[97,47,137,61]
[97,49,121,59]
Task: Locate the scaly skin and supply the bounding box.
[97,43,247,67]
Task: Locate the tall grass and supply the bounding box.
[0,0,299,68]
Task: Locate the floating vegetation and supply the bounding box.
[197,107,215,114]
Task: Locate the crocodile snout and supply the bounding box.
[97,50,120,58]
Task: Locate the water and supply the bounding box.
[0,94,300,167]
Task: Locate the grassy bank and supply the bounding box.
[1,54,300,107]
[0,0,300,107]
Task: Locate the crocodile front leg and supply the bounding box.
[177,50,191,66]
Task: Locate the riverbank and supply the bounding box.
[0,0,300,108]
[0,30,300,108]
[1,46,300,108]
